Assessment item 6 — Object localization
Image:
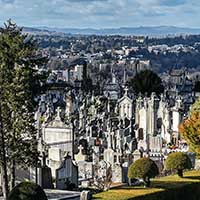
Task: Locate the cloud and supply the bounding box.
[1,0,15,3]
[0,0,199,28]
[159,0,188,7]
[67,0,107,1]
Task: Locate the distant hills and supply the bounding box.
[23,26,200,36]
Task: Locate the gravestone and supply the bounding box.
[80,191,92,200]
[40,165,54,189]
[104,148,114,166]
[112,163,122,183]
[94,160,112,190]
[75,145,86,162]
[97,161,111,178]
[195,159,200,170]
[112,149,123,183]
[137,140,147,152]
[133,149,142,162]
[56,154,78,190]
[78,161,93,180]
[149,135,162,152]
[186,152,196,168]
[93,146,100,165]
[122,161,129,183]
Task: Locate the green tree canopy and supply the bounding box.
[128,157,159,187]
[128,70,164,96]
[165,152,192,177]
[0,20,46,197]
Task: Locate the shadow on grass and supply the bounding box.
[107,180,189,190]
[152,180,189,189]
[93,172,200,200]
[184,176,200,180]
[127,183,200,200]
[127,178,200,200]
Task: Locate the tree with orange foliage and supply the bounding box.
[179,101,200,157]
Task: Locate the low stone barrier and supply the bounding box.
[45,189,80,200]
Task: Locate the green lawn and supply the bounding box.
[93,170,200,200]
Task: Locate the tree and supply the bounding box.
[165,152,192,177]
[128,157,159,187]
[179,99,200,157]
[0,20,46,198]
[81,61,93,94]
[190,97,200,113]
[194,81,200,92]
[8,181,47,200]
[128,70,164,96]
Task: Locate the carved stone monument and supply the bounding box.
[43,107,74,178]
[56,154,78,190]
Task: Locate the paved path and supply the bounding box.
[0,190,81,200]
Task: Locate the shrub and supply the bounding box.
[128,157,159,187]
[8,181,47,200]
[165,152,192,177]
[179,110,200,158]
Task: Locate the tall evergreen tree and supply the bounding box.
[128,69,164,96]
[81,61,93,94]
[0,20,46,198]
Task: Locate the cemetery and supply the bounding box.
[2,69,200,200]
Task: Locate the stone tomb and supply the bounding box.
[56,154,78,190]
[43,107,74,178]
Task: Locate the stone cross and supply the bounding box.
[78,145,84,154]
[124,87,128,96]
[55,107,61,120]
[115,148,121,164]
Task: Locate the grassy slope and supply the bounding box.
[93,170,200,200]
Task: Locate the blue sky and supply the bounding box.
[0,0,199,28]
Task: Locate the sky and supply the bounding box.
[0,0,199,28]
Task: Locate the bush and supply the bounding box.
[128,157,159,187]
[8,181,47,200]
[165,152,192,177]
